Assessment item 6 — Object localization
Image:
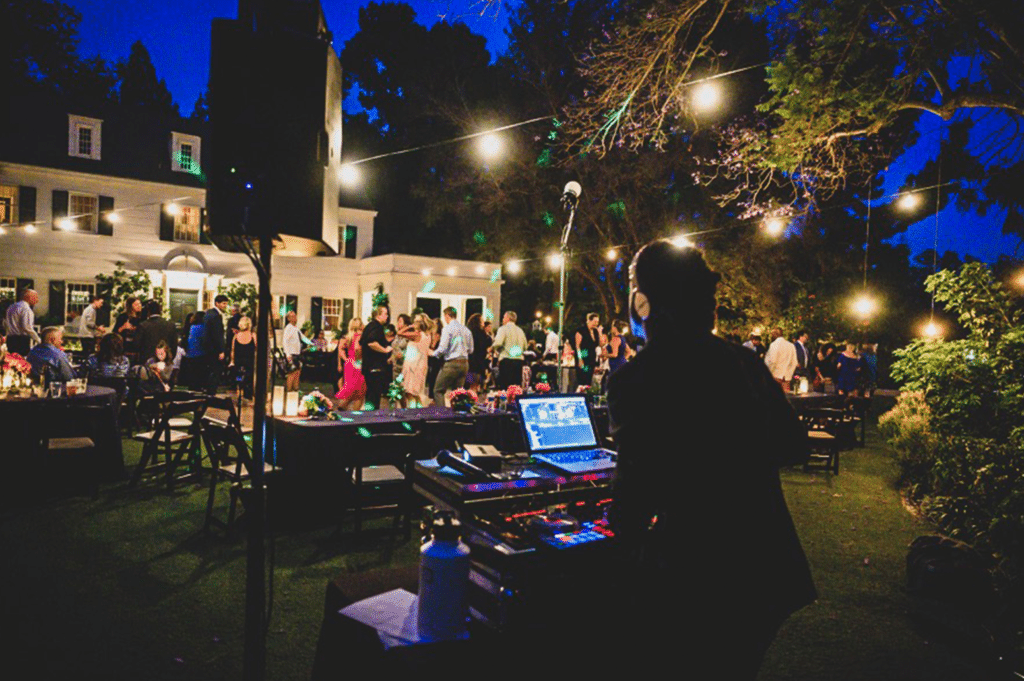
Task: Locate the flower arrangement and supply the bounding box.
[504,384,523,406]
[387,375,405,406]
[448,388,478,412]
[2,352,32,395]
[2,352,31,376]
[299,389,339,420]
[575,384,590,394]
[534,382,551,394]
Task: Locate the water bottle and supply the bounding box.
[418,513,471,642]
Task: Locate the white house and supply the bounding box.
[0,110,502,335]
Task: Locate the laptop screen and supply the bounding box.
[518,395,598,453]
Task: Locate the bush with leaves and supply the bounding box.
[95,262,151,316]
[884,263,1024,587]
[220,282,257,317]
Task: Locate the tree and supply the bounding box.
[94,262,152,316]
[568,0,1024,226]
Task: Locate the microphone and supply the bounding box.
[561,181,582,211]
[437,449,497,481]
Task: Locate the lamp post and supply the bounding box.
[557,181,581,392]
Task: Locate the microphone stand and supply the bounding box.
[557,191,578,393]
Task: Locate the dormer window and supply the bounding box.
[171,132,202,173]
[68,114,102,160]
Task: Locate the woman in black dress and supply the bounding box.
[229,315,256,401]
[466,312,491,393]
[115,296,143,363]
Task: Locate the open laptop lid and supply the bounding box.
[517,394,600,454]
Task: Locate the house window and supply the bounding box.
[174,205,201,242]
[202,289,214,311]
[171,132,202,173]
[68,192,98,232]
[0,185,16,224]
[68,114,102,160]
[0,276,16,301]
[322,298,342,331]
[66,282,96,316]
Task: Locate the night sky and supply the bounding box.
[63,0,1021,264]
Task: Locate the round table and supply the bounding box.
[0,385,124,501]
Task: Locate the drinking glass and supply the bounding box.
[50,382,64,398]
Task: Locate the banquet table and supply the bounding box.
[0,385,123,503]
[786,391,845,410]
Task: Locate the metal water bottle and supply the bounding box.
[417,513,471,642]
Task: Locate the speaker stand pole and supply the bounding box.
[243,235,272,681]
[557,201,576,393]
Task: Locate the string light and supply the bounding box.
[606,248,618,260]
[547,253,564,269]
[165,203,181,217]
[421,268,431,276]
[897,192,921,212]
[57,217,76,230]
[852,294,877,318]
[669,234,693,248]
[691,82,722,112]
[477,133,503,160]
[763,217,785,237]
[535,311,542,318]
[507,260,522,274]
[339,164,360,187]
[446,266,457,276]
[922,320,942,338]
[24,224,37,234]
[106,211,121,223]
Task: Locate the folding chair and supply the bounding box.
[130,393,207,488]
[343,430,422,538]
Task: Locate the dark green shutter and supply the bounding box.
[18,186,36,224]
[342,298,354,330]
[49,280,66,322]
[16,278,34,294]
[199,207,212,244]
[96,281,112,326]
[52,190,69,230]
[159,203,174,240]
[310,296,323,330]
[285,295,298,315]
[97,195,114,236]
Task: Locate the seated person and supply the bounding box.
[26,326,76,382]
[83,332,131,378]
[141,340,174,393]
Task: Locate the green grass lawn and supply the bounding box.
[0,418,995,680]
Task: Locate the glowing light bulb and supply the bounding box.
[764,217,785,237]
[446,267,456,277]
[478,133,502,160]
[507,260,522,274]
[339,164,360,187]
[0,226,7,235]
[669,234,693,248]
[606,248,618,261]
[548,253,564,269]
[897,192,921,212]
[922,321,941,338]
[691,82,722,112]
[58,217,75,230]
[852,294,877,318]
[421,268,431,276]
[25,224,38,234]
[535,311,543,318]
[165,203,181,217]
[106,212,121,223]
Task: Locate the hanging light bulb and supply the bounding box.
[763,217,786,237]
[606,248,618,261]
[922,320,942,338]
[669,234,693,248]
[897,192,921,212]
[852,294,877,318]
[507,260,522,274]
[547,253,564,269]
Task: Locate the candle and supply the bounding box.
[272,386,285,415]
[798,376,809,394]
[285,392,300,417]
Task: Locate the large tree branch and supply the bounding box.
[898,92,1024,119]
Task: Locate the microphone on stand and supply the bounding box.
[561,181,582,211]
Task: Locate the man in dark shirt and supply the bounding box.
[573,312,600,387]
[136,300,177,362]
[608,240,815,679]
[201,294,230,394]
[359,305,392,409]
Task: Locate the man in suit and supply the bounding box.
[793,329,811,377]
[201,294,230,394]
[607,240,815,679]
[136,300,177,362]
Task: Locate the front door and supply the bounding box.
[169,288,200,328]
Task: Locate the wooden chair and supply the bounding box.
[799,409,843,474]
[200,417,275,534]
[342,430,422,538]
[130,393,207,488]
[41,404,106,499]
[846,396,871,446]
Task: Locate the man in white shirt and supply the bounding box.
[283,311,309,391]
[543,326,559,361]
[4,288,41,355]
[430,306,473,406]
[491,311,528,390]
[763,327,799,391]
[81,294,107,339]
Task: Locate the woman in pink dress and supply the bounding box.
[401,314,433,408]
[335,317,366,410]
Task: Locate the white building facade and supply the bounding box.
[0,114,502,335]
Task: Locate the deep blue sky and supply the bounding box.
[64,0,1021,263]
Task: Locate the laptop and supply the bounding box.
[516,394,617,474]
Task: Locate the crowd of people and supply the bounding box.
[317,305,640,410]
[739,327,877,396]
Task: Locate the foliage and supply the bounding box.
[369,283,389,313]
[884,263,1024,578]
[220,282,257,317]
[94,262,151,316]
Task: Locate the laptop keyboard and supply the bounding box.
[541,449,608,463]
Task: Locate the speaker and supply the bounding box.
[207,18,341,255]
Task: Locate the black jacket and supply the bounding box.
[608,332,816,621]
[137,315,178,362]
[202,308,226,357]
